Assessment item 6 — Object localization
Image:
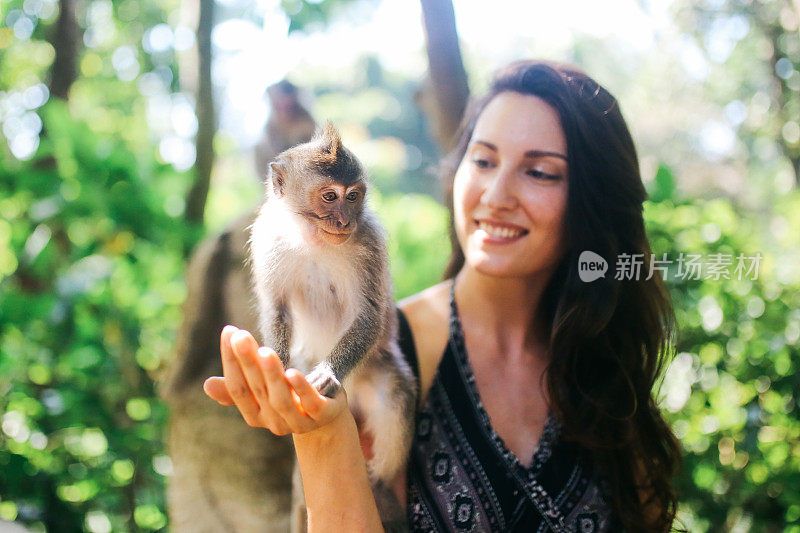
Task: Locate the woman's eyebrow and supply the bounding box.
[472,140,567,161]
[472,140,497,151]
[524,149,567,161]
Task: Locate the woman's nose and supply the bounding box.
[483,166,517,210]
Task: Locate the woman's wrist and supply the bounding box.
[291,406,383,532]
[292,406,357,449]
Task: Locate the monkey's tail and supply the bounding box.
[159,229,232,400]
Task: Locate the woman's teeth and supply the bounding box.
[477,221,525,239]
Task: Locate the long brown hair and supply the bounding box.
[441,60,681,532]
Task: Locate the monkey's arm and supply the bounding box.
[306,261,385,398]
[259,298,293,368]
[328,294,382,378]
[326,241,388,382]
[307,297,382,398]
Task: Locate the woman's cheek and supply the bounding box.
[528,191,568,262]
[452,171,474,242]
[525,186,566,224]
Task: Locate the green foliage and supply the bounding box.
[644,165,800,531]
[3,112,798,532]
[310,55,443,198]
[671,0,800,196]
[0,101,188,531]
[371,190,450,300]
[1,0,798,531]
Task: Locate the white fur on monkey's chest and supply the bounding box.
[251,199,361,372]
[284,248,360,372]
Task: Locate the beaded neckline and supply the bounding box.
[447,279,561,477]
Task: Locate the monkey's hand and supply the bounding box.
[203,326,349,436]
[307,363,341,398]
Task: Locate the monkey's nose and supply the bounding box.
[336,219,351,230]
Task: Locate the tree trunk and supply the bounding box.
[185,0,216,228]
[48,0,79,100]
[762,21,799,187]
[34,0,80,170]
[419,0,470,152]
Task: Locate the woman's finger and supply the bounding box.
[261,349,312,426]
[220,325,262,427]
[228,330,292,432]
[203,376,234,406]
[285,369,334,422]
[230,329,270,409]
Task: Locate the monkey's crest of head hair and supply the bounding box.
[307,121,364,186]
[315,121,341,159]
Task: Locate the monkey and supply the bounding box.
[254,79,317,180]
[160,78,318,533]
[249,122,416,531]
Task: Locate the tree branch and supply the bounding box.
[419,0,470,152]
[185,0,217,227]
[48,0,79,100]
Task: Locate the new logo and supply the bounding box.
[578,251,607,282]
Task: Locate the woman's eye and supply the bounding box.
[526,169,559,180]
[346,191,359,201]
[322,192,337,202]
[472,158,491,169]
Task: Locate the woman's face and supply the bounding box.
[453,91,569,280]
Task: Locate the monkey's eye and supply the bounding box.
[345,191,360,202]
[322,191,338,202]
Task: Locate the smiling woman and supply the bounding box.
[204,60,681,533]
[425,60,682,532]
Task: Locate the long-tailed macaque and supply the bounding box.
[255,80,316,180]
[161,79,317,533]
[249,123,416,530]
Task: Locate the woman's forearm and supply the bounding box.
[205,327,384,530]
[293,410,384,532]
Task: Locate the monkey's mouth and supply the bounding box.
[320,226,353,235]
[318,226,354,244]
[299,212,354,243]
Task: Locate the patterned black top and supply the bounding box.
[396,283,618,533]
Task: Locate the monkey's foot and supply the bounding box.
[307,366,341,398]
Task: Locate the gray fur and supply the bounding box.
[249,124,416,531]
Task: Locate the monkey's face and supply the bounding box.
[270,122,368,245]
[301,180,366,245]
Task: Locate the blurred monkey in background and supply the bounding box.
[255,80,317,180]
[161,78,315,533]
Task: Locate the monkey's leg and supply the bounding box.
[354,358,415,533]
[273,302,293,368]
[361,376,415,482]
[371,480,408,533]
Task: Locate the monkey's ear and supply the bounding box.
[269,161,286,197]
[319,121,341,159]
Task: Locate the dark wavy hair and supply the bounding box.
[441,60,681,532]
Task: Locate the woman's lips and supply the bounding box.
[474,219,528,243]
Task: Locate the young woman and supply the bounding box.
[204,60,682,532]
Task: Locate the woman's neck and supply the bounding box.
[453,266,552,362]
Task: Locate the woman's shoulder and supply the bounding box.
[397,280,451,405]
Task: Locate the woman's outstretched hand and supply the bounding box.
[204,326,385,532]
[203,325,349,436]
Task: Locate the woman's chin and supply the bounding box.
[466,257,520,278]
